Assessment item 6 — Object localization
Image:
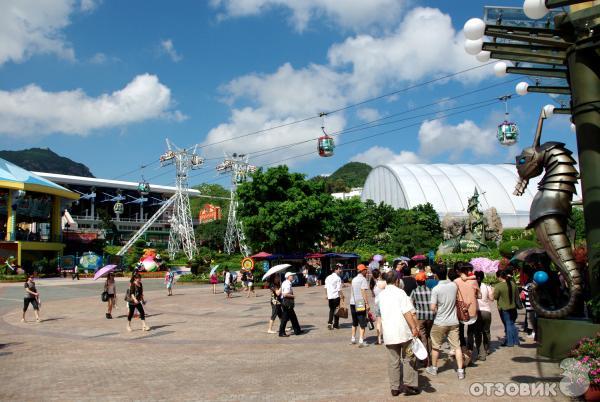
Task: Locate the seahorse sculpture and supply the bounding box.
[513,109,581,318]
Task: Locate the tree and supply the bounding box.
[236,166,333,252]
[388,203,443,257]
[191,183,230,250]
[324,197,364,246]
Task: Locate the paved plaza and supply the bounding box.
[0,278,567,401]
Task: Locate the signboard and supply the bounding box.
[241,257,254,270]
[198,204,222,224]
[79,252,103,271]
[64,231,98,243]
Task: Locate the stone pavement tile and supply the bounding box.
[0,282,568,401]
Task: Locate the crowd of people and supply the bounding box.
[262,258,530,397]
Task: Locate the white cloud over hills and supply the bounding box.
[0,74,185,136]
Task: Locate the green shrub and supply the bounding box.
[502,228,537,242]
[498,239,539,257]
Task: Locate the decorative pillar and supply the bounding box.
[51,196,62,243]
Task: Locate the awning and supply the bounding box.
[0,158,79,200]
[250,251,272,259]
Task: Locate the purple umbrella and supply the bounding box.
[93,265,117,281]
[373,254,384,262]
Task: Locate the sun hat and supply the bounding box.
[284,272,295,278]
[411,337,428,360]
[415,272,427,282]
[357,264,368,272]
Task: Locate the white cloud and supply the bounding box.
[418,119,497,160]
[0,0,99,65]
[328,7,490,99]
[210,0,407,32]
[351,146,423,167]
[160,39,182,63]
[0,74,185,136]
[356,108,381,123]
[89,52,107,64]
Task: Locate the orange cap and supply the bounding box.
[357,264,368,272]
[415,272,427,282]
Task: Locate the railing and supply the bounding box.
[70,215,200,225]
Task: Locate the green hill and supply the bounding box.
[0,148,94,177]
[312,161,372,193]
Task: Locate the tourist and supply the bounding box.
[426,268,439,289]
[494,270,520,347]
[72,265,80,280]
[325,264,343,330]
[210,271,218,294]
[165,268,175,296]
[246,269,256,298]
[426,265,465,380]
[22,274,41,323]
[522,278,536,339]
[453,262,481,355]
[377,270,420,396]
[241,269,249,292]
[104,273,117,319]
[267,274,282,334]
[279,272,303,337]
[126,273,150,332]
[401,263,417,296]
[350,264,370,347]
[370,269,385,344]
[223,268,233,299]
[474,271,494,360]
[410,271,434,367]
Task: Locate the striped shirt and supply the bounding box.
[523,283,533,311]
[411,285,434,321]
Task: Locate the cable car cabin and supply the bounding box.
[191,155,204,167]
[318,135,335,157]
[497,121,519,146]
[137,182,150,194]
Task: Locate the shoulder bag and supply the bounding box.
[455,285,471,322]
[336,293,349,319]
[351,284,366,312]
[101,291,109,302]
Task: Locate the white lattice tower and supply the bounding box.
[216,153,255,256]
[161,139,204,260]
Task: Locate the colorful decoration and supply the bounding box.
[79,252,103,271]
[469,257,499,274]
[139,248,159,272]
[241,257,254,270]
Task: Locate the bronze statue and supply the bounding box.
[514,108,581,318]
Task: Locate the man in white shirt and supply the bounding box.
[223,268,233,299]
[376,271,420,397]
[325,264,344,330]
[279,272,303,337]
[350,264,370,347]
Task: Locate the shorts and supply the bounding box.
[247,282,253,288]
[271,303,281,320]
[350,304,367,329]
[224,284,232,293]
[107,293,115,299]
[430,324,460,351]
[23,297,39,311]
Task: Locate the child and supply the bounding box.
[165,269,175,296]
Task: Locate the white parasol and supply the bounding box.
[262,264,291,281]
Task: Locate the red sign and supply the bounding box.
[64,231,98,243]
[198,204,221,224]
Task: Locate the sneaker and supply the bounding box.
[425,366,438,376]
[143,326,150,331]
[21,318,25,323]
[358,342,369,348]
[267,330,277,334]
[127,326,132,332]
[527,332,535,339]
[36,318,41,323]
[457,369,465,380]
[391,389,401,397]
[350,338,357,345]
[327,324,333,330]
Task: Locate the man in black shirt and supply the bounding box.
[401,264,417,296]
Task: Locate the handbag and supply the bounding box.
[101,291,109,302]
[336,294,349,319]
[455,286,471,323]
[124,288,132,303]
[282,297,295,309]
[515,293,524,310]
[351,285,367,312]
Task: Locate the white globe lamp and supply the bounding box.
[523,0,549,20]
[494,62,508,77]
[543,104,555,118]
[465,39,484,55]
[516,82,529,96]
[476,51,491,62]
[464,18,486,40]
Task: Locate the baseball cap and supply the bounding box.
[357,264,368,272]
[284,271,295,278]
[415,272,427,282]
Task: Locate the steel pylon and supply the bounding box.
[216,153,255,257]
[161,139,204,260]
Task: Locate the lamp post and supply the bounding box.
[464,1,600,298]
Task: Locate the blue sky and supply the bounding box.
[0,0,576,188]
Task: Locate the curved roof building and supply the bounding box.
[361,163,582,228]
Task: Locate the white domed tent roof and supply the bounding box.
[360,163,581,228]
